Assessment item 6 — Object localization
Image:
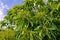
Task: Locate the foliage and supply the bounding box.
[0,0,60,40]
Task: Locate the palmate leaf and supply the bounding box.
[48,24,57,30]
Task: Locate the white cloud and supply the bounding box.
[0,11,4,21]
[0,1,9,21]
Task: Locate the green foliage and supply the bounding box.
[0,0,60,40]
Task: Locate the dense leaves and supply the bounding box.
[0,0,60,40]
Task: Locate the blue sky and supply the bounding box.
[0,0,23,21]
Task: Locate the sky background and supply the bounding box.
[0,0,23,21]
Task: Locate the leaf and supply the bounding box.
[30,32,33,40]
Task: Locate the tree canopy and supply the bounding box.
[0,0,60,40]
